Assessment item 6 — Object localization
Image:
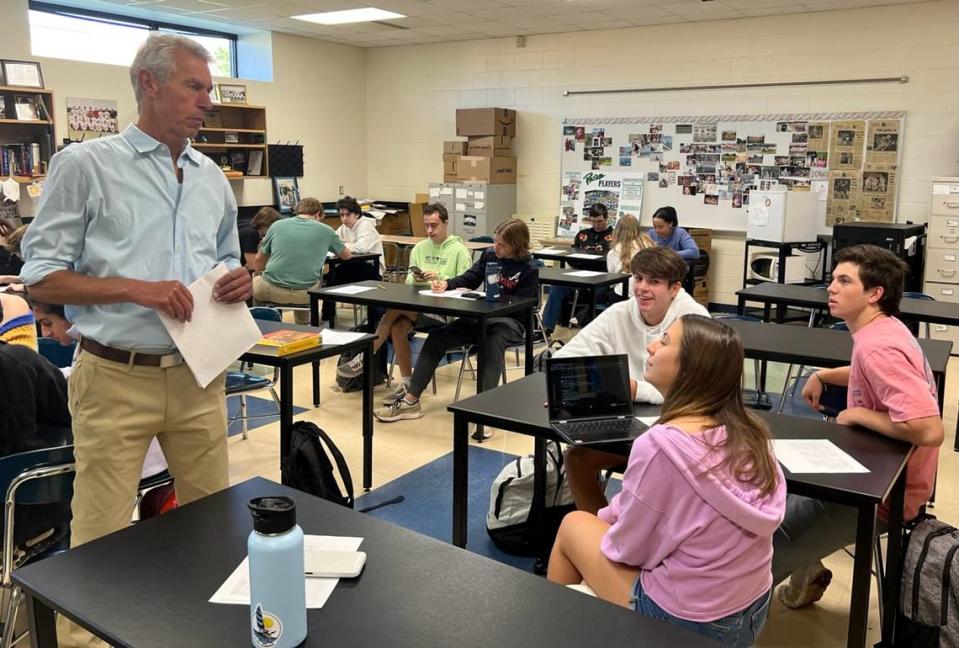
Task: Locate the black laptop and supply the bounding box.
[545,354,650,446]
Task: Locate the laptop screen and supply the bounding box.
[546,354,633,421]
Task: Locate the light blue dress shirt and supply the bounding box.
[21,124,240,353]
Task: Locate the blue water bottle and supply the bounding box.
[248,496,307,648]
[485,261,501,302]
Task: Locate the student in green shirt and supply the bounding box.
[337,204,472,403]
[252,197,351,323]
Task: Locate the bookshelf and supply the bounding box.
[196,103,268,180]
[0,86,56,183]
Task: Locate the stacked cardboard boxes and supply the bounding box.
[441,108,517,185]
[687,228,713,306]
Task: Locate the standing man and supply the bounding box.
[540,203,614,333]
[21,33,252,646]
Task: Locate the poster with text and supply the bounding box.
[558,170,644,236]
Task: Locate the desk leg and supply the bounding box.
[310,295,321,408]
[848,503,877,648]
[737,294,746,317]
[525,305,534,375]
[474,319,487,442]
[279,365,294,486]
[881,472,906,646]
[362,341,373,491]
[531,437,548,563]
[25,593,57,648]
[452,412,469,548]
[763,302,771,323]
[589,288,597,323]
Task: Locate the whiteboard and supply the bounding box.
[560,111,905,235]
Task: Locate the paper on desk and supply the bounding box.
[321,329,368,346]
[635,416,659,426]
[418,289,485,299]
[773,439,869,474]
[564,270,604,277]
[536,248,564,254]
[157,264,262,389]
[210,535,363,608]
[567,253,601,259]
[325,285,378,295]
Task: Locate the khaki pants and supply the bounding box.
[252,275,313,324]
[57,350,229,647]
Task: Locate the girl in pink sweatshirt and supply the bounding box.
[548,315,786,647]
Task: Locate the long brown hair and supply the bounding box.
[495,218,531,260]
[658,315,779,497]
[612,215,654,270]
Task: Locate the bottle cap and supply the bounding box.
[248,496,297,535]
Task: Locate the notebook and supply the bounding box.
[545,354,649,445]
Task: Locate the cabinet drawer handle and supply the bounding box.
[945,202,959,208]
[941,269,957,277]
[944,237,959,244]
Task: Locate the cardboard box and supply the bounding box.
[409,200,427,237]
[457,156,516,184]
[687,227,712,254]
[443,140,468,155]
[443,153,461,176]
[467,135,513,157]
[456,108,517,138]
[443,173,459,183]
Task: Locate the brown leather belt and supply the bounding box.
[80,338,182,368]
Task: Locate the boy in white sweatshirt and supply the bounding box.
[555,246,709,513]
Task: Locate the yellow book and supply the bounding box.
[253,329,321,356]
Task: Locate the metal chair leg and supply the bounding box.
[1,585,22,648]
[875,534,885,631]
[240,395,248,440]
[778,364,795,414]
[454,351,470,402]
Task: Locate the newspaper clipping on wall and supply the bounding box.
[860,163,897,221]
[827,170,863,225]
[829,120,865,170]
[865,120,900,165]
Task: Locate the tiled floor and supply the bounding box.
[227,311,959,647]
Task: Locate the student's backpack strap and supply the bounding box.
[311,425,355,509]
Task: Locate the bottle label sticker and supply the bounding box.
[252,604,283,647]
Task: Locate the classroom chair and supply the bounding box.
[227,307,282,440]
[902,291,934,338]
[0,445,75,648]
[777,321,849,414]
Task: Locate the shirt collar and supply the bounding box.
[122,124,200,166]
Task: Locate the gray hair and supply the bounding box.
[129,33,212,106]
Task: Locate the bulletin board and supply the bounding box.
[559,111,905,235]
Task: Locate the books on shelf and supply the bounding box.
[0,142,43,177]
[252,329,321,356]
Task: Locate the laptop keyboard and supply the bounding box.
[554,418,647,443]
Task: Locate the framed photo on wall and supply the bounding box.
[273,177,299,213]
[1,60,44,88]
[14,96,39,120]
[217,83,247,104]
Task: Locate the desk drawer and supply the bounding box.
[924,248,959,283]
[929,215,959,248]
[923,281,959,303]
[932,181,959,216]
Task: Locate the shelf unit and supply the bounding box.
[0,86,56,183]
[741,237,828,322]
[195,102,268,179]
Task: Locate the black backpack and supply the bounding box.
[282,422,354,508]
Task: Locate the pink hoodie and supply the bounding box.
[598,423,786,622]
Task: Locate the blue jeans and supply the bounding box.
[541,285,573,329]
[631,578,771,648]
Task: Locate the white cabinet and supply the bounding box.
[925,177,959,352]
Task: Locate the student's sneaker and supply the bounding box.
[777,561,833,609]
[374,398,423,422]
[381,382,408,406]
[336,355,364,379]
[568,316,580,328]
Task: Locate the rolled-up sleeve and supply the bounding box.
[215,181,241,270]
[20,148,89,286]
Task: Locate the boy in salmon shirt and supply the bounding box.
[774,244,944,607]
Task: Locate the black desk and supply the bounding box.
[14,477,719,648]
[309,281,538,412]
[533,248,606,269]
[448,373,911,648]
[240,320,375,490]
[538,266,630,322]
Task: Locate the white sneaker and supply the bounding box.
[382,382,408,405]
[336,355,364,379]
[777,561,833,608]
[374,397,423,422]
[568,316,580,328]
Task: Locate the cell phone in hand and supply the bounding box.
[409,265,425,279]
[460,292,483,299]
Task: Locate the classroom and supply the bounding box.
[0,0,957,646]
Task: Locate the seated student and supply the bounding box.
[323,196,386,323]
[648,206,699,260]
[337,203,472,403]
[30,297,170,481]
[239,207,281,270]
[252,197,351,324]
[555,246,709,514]
[774,244,944,608]
[606,214,655,300]
[374,219,538,433]
[541,204,614,333]
[0,292,37,349]
[548,315,786,647]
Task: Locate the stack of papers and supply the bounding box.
[325,285,378,295]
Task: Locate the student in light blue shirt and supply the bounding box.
[648,206,700,261]
[20,38,249,648]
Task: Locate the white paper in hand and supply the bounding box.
[158,264,262,388]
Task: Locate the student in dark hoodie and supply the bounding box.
[374,219,538,434]
[548,315,785,647]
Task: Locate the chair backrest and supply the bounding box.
[0,445,75,509]
[903,291,935,301]
[710,313,765,323]
[469,235,494,243]
[249,306,282,322]
[829,321,849,332]
[37,337,76,369]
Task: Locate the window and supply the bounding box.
[28,2,236,77]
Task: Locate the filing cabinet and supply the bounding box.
[925,177,959,352]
